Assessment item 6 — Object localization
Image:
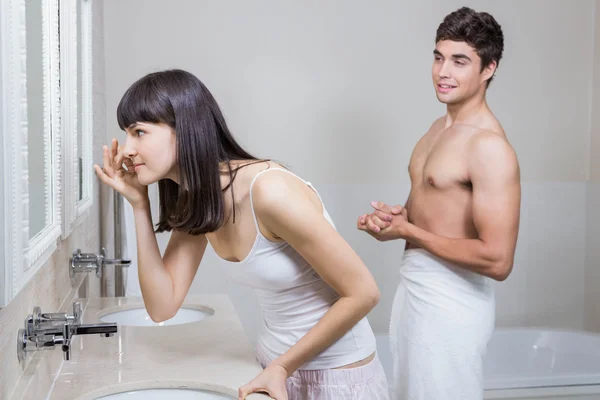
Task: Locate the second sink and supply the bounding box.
[95,388,234,399]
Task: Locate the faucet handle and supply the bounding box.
[30,302,81,326]
[23,307,40,337]
[23,306,52,336]
[70,248,131,279]
[32,306,42,330]
[70,248,106,278]
[72,301,82,323]
[70,248,102,278]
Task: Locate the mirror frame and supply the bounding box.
[1,0,62,306]
[62,0,94,239]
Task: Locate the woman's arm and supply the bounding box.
[94,139,208,322]
[252,172,380,374]
[132,201,208,322]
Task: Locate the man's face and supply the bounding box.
[431,40,495,105]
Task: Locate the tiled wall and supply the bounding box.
[0,236,96,400]
[0,2,106,398]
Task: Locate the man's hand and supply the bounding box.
[357,201,410,241]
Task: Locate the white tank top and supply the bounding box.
[219,168,376,370]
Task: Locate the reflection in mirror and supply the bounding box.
[64,0,93,238]
[26,0,49,239]
[78,0,93,210]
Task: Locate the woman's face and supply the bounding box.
[122,122,178,185]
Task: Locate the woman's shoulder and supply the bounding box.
[224,160,293,201]
[249,164,322,219]
[233,160,293,189]
[248,163,308,196]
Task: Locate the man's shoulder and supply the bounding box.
[469,128,511,150]
[467,129,519,170]
[474,112,507,138]
[451,111,509,145]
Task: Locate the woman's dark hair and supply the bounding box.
[436,7,504,86]
[117,69,267,234]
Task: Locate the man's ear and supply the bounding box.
[482,60,497,83]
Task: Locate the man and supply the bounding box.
[358,7,520,400]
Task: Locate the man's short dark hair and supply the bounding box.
[436,7,504,86]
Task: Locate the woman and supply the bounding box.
[94,69,389,400]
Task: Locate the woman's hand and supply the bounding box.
[238,363,289,400]
[94,138,148,208]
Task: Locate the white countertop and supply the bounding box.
[42,295,271,400]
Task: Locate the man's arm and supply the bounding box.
[405,133,521,281]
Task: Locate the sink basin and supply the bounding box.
[98,307,211,327]
[95,388,233,399]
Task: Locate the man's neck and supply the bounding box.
[444,93,489,128]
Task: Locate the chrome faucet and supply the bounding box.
[17,301,118,362]
[70,247,131,279]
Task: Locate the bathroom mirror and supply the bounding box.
[27,0,49,240]
[62,0,94,238]
[1,0,62,306]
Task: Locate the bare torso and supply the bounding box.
[405,115,507,250]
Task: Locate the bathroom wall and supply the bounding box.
[586,1,600,334]
[0,2,106,398]
[103,0,594,340]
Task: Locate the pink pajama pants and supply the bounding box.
[255,345,390,400]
